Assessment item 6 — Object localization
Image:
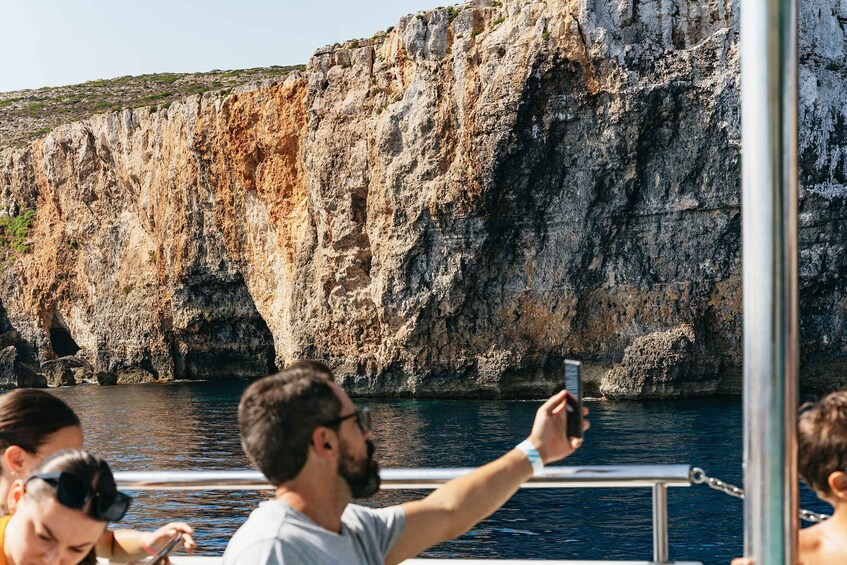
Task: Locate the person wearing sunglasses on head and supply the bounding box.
[224,360,589,565]
[0,389,196,562]
[0,448,131,565]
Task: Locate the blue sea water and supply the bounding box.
[52,382,831,564]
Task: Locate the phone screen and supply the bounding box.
[564,359,583,439]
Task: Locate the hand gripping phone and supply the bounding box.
[564,359,583,439]
[145,533,183,565]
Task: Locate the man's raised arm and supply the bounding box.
[385,390,588,565]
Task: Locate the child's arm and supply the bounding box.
[96,522,196,560]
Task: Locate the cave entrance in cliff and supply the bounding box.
[50,327,80,357]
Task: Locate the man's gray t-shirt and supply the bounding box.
[223,500,406,565]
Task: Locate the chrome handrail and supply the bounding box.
[113,465,693,491]
[113,465,693,564]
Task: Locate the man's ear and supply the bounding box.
[310,427,339,461]
[827,471,847,499]
[3,445,30,478]
[7,478,25,514]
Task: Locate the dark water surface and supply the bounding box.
[51,382,830,565]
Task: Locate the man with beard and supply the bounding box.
[223,360,588,565]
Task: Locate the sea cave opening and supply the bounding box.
[50,327,80,357]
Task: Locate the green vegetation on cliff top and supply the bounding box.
[0,65,304,149]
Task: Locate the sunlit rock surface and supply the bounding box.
[600,324,721,399]
[0,0,844,396]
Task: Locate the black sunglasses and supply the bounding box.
[27,471,132,522]
[321,407,372,433]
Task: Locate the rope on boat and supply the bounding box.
[689,467,831,523]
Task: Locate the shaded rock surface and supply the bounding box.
[0,346,46,389]
[0,0,844,395]
[0,303,43,387]
[40,355,93,387]
[40,358,75,387]
[600,325,720,399]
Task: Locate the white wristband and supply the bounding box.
[515,439,544,475]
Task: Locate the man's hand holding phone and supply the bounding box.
[526,389,589,464]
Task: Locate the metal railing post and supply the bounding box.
[740,0,800,560]
[652,483,669,563]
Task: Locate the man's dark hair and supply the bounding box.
[0,389,81,454]
[798,391,847,495]
[238,360,342,486]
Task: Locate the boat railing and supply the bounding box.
[113,464,701,565]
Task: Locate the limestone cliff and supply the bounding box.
[0,0,844,396]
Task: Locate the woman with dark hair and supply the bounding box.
[0,389,195,561]
[2,449,130,565]
[0,389,82,513]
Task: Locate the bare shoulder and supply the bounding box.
[799,522,824,552]
[798,522,847,565]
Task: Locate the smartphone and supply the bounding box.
[146,534,183,565]
[564,359,583,439]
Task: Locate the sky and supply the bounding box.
[0,0,447,92]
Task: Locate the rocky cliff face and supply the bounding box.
[0,0,844,396]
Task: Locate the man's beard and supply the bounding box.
[339,439,381,498]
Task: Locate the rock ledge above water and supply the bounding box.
[600,325,720,400]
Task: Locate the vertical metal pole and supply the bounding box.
[741,0,799,560]
[652,483,669,564]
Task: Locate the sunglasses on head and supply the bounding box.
[321,407,372,433]
[26,471,132,522]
